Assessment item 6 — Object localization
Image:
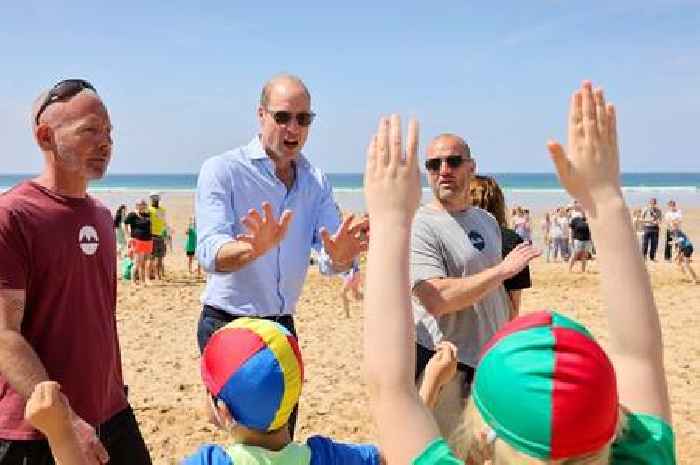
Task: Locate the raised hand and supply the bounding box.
[25,381,108,465]
[25,381,72,440]
[548,81,622,213]
[498,243,541,279]
[320,214,370,270]
[364,114,421,224]
[424,341,458,389]
[236,202,293,258]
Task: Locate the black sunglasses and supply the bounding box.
[425,155,467,172]
[266,108,316,127]
[35,79,97,125]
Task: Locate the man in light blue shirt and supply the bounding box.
[195,75,367,434]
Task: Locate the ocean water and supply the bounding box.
[2,172,698,212]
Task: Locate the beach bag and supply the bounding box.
[121,257,134,280]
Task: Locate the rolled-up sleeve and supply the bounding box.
[196,156,236,273]
[313,174,343,276]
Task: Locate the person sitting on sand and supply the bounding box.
[25,318,382,465]
[670,221,698,284]
[362,81,675,465]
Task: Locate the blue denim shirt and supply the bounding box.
[196,136,342,316]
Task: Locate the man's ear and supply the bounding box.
[257,106,265,125]
[35,124,54,152]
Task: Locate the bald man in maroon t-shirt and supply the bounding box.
[0,80,151,465]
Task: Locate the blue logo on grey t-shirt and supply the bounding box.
[468,230,485,251]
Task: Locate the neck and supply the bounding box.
[274,160,296,189]
[232,426,291,451]
[34,167,88,198]
[431,196,470,213]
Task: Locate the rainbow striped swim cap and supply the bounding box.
[201,318,304,432]
[472,310,618,460]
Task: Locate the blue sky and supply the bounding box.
[1,1,698,174]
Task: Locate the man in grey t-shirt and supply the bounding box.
[411,133,539,435]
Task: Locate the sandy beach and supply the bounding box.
[109,192,699,464]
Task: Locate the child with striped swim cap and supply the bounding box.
[181,317,380,465]
[361,81,676,464]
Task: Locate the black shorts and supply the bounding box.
[186,251,195,257]
[680,245,694,258]
[151,236,166,258]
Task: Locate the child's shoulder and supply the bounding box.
[182,444,232,465]
[306,435,380,465]
[182,438,380,465]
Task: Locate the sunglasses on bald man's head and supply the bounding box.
[35,79,97,125]
[265,108,316,127]
[424,155,468,172]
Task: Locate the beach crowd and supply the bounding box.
[0,73,686,465]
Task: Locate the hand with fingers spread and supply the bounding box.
[236,202,293,259]
[548,81,622,212]
[320,214,370,271]
[497,243,541,280]
[364,115,421,223]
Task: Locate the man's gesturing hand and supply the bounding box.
[236,202,293,259]
[498,244,541,280]
[320,214,370,270]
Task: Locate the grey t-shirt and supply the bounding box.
[410,205,511,367]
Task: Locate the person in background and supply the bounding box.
[548,208,565,262]
[148,192,167,280]
[124,199,152,286]
[632,208,645,252]
[541,212,551,262]
[185,217,200,278]
[511,207,531,244]
[556,206,571,260]
[163,225,174,254]
[569,214,593,273]
[641,197,662,262]
[670,221,698,284]
[663,200,682,262]
[469,175,532,319]
[340,261,363,318]
[113,204,128,258]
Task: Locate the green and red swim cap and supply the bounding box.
[472,310,619,460]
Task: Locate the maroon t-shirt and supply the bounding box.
[0,181,127,439]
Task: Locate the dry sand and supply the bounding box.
[114,194,699,464]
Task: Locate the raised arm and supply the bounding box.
[413,243,539,316]
[363,115,440,465]
[548,81,671,421]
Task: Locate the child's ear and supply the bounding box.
[215,399,236,429]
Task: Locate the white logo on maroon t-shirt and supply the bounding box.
[79,225,100,255]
